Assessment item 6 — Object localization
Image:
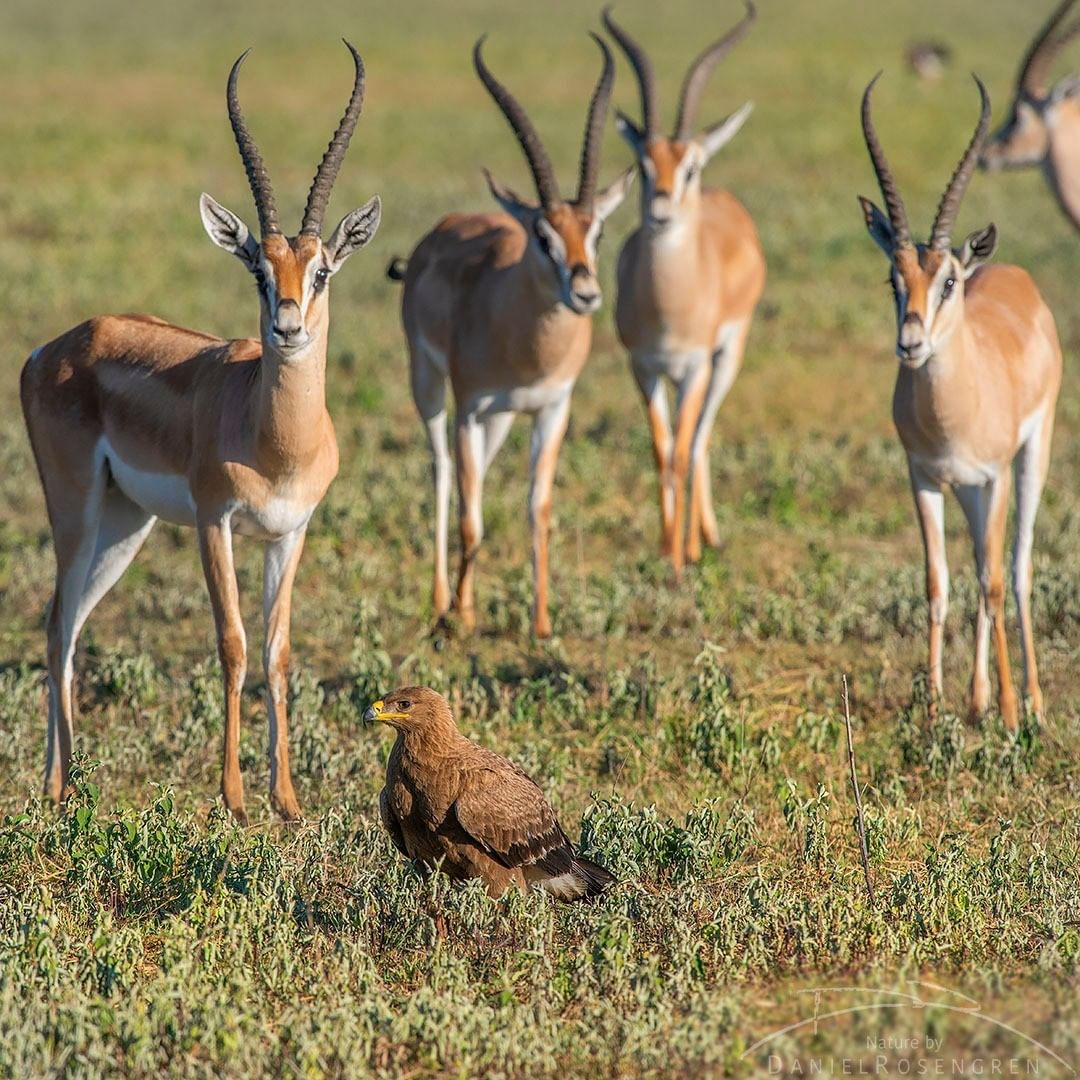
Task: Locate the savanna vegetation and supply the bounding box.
[0,0,1077,1075]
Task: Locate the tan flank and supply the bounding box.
[604,3,765,574]
[20,44,382,823]
[858,74,1063,730]
[365,687,615,901]
[391,35,633,639]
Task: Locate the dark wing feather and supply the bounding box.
[379,786,410,857]
[451,753,572,871]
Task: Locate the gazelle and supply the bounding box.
[391,35,632,639]
[858,74,1062,730]
[20,43,381,822]
[979,0,1080,230]
[603,3,765,575]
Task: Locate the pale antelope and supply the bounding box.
[979,0,1080,230]
[390,36,633,639]
[603,3,765,575]
[20,44,381,822]
[859,74,1062,730]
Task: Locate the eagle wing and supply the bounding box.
[379,786,410,858]
[450,754,572,871]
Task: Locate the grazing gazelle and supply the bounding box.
[979,0,1080,229]
[20,43,381,822]
[858,74,1062,729]
[603,3,765,575]
[391,36,632,638]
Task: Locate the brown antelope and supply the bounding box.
[979,0,1080,230]
[858,74,1062,730]
[20,44,381,822]
[603,3,765,575]
[390,36,633,639]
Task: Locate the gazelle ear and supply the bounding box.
[325,196,382,273]
[699,102,754,162]
[593,166,636,221]
[200,193,258,270]
[614,110,646,154]
[858,195,895,257]
[959,223,997,277]
[483,168,533,223]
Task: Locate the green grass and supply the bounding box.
[1,0,1078,1075]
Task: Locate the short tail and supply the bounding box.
[386,256,408,281]
[535,854,616,902]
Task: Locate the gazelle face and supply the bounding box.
[859,198,998,369]
[980,95,1050,170]
[485,169,633,315]
[199,192,381,359]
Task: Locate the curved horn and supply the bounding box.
[860,72,911,248]
[473,36,561,211]
[1017,0,1078,93]
[602,7,658,139]
[929,75,992,251]
[673,1,756,141]
[300,40,366,236]
[226,50,280,236]
[576,34,616,209]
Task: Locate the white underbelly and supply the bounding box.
[910,451,997,488]
[470,379,574,417]
[102,439,196,526]
[632,346,708,384]
[231,497,314,540]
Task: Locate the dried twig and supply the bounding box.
[842,674,876,907]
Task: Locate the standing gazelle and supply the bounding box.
[603,3,765,575]
[858,74,1062,730]
[20,44,381,822]
[391,36,632,639]
[979,0,1080,230]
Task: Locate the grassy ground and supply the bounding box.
[1,0,1078,1075]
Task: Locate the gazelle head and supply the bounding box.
[858,74,997,369]
[980,0,1080,171]
[474,35,633,316]
[199,42,381,360]
[603,3,755,233]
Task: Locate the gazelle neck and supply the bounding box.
[1045,105,1080,229]
[256,303,332,474]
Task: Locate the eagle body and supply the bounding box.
[367,687,614,901]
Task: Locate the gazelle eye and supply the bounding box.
[942,276,956,299]
[313,266,330,293]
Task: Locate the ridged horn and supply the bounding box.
[929,75,992,251]
[673,1,756,141]
[576,34,616,209]
[602,6,658,139]
[226,50,280,236]
[300,40,366,236]
[1017,0,1078,93]
[860,72,912,248]
[473,36,561,211]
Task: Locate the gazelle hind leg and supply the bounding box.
[454,414,486,631]
[956,484,992,718]
[688,319,750,561]
[528,395,572,639]
[670,361,710,576]
[1012,409,1053,717]
[631,363,675,560]
[410,353,452,619]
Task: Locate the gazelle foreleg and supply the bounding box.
[909,463,948,714]
[631,363,675,560]
[454,413,486,631]
[198,517,248,823]
[1012,410,1053,717]
[670,360,710,576]
[687,318,749,563]
[263,524,308,821]
[528,394,572,639]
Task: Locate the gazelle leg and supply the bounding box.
[688,319,749,562]
[410,355,452,619]
[454,413,486,631]
[263,525,307,821]
[528,394,572,639]
[910,463,948,712]
[956,484,991,718]
[985,473,1018,730]
[631,363,674,559]
[670,361,710,577]
[198,516,248,823]
[1012,410,1053,717]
